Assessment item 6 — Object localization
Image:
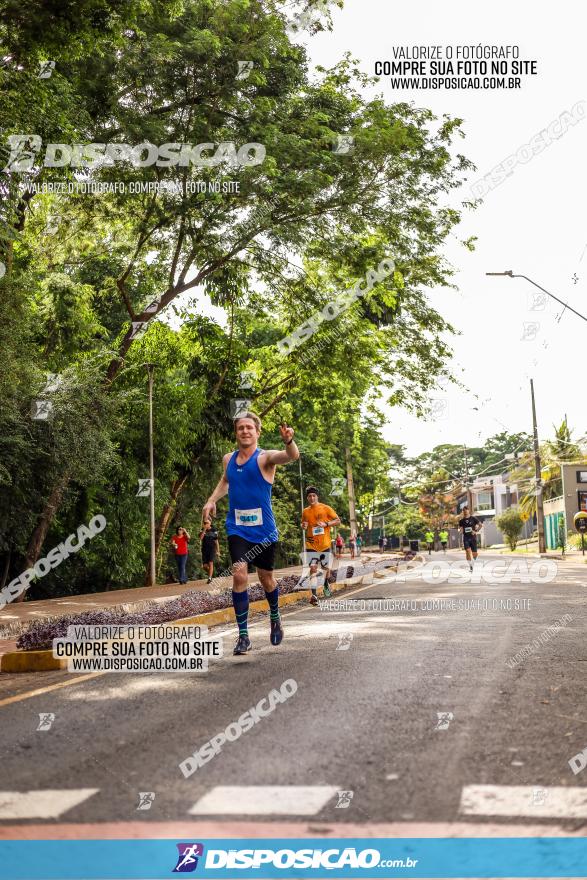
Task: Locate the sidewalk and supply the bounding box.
[0,565,300,641]
[482,543,587,560]
[0,552,383,658]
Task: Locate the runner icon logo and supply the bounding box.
[335,790,354,808]
[173,843,204,873]
[435,711,454,731]
[531,787,548,806]
[37,713,55,731]
[136,792,155,811]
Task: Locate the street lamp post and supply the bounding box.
[298,455,305,561]
[530,379,546,555]
[485,271,587,323]
[146,363,156,587]
[485,269,587,555]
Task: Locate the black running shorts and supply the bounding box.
[228,534,277,571]
[201,546,216,565]
[463,535,478,552]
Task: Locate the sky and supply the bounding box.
[304,0,587,456]
[174,0,587,458]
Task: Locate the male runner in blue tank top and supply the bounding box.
[202,412,299,655]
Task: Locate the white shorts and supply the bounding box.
[302,549,333,570]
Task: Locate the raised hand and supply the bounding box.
[279,422,294,444]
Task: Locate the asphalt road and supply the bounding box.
[1,552,586,837]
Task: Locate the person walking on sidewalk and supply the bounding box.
[458,506,482,571]
[171,526,191,585]
[378,534,385,553]
[425,529,435,555]
[301,487,341,606]
[335,533,344,559]
[199,519,220,584]
[202,412,299,656]
[439,528,449,553]
[356,534,363,556]
[349,532,357,559]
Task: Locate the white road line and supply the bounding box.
[188,785,339,816]
[0,789,99,819]
[460,785,587,819]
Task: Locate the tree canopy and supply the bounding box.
[0,0,475,599]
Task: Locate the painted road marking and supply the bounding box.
[0,581,380,708]
[188,786,339,816]
[460,785,587,819]
[0,673,104,709]
[1,820,584,839]
[0,789,99,819]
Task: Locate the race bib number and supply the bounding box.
[312,526,325,536]
[464,526,473,533]
[235,507,263,526]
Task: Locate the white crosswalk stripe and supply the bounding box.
[0,789,99,819]
[188,785,339,816]
[460,785,587,819]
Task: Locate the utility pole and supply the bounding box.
[530,378,546,554]
[298,456,306,559]
[146,364,156,587]
[463,445,473,510]
[345,446,358,538]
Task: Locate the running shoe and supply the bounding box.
[233,635,252,655]
[270,617,284,646]
[323,583,332,598]
[207,576,212,584]
[310,594,319,606]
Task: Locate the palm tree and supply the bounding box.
[511,420,585,519]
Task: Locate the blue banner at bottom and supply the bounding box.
[0,837,586,879]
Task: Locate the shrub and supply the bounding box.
[495,508,524,551]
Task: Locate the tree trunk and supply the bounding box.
[146,470,191,586]
[15,476,70,601]
[0,547,11,590]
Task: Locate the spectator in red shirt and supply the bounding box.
[171,526,191,585]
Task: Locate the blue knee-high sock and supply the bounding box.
[232,590,249,637]
[265,586,280,622]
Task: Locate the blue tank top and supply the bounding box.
[226,448,278,543]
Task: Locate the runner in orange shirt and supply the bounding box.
[301,486,341,606]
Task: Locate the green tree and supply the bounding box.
[386,504,426,543]
[1,0,476,597]
[496,508,524,552]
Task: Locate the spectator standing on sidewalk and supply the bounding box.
[171,526,191,585]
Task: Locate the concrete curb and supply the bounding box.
[1,555,415,673]
[1,590,312,673]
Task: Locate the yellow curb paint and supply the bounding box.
[1,650,67,673]
[0,560,410,678]
[0,588,323,675]
[0,673,104,709]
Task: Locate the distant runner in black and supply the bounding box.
[199,519,219,584]
[458,507,482,571]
